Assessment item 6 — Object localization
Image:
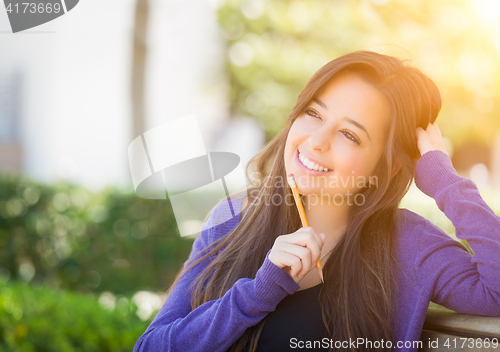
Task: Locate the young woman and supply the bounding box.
[134,51,500,352]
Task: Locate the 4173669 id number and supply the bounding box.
[443,337,498,349]
[6,3,62,14]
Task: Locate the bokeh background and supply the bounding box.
[1,0,500,350]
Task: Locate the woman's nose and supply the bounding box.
[308,126,332,152]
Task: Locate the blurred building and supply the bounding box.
[0,70,23,172]
[0,0,264,191]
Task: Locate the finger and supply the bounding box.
[303,244,320,276]
[433,122,444,137]
[273,251,302,278]
[285,227,324,250]
[415,126,427,140]
[429,123,448,151]
[278,239,318,278]
[279,242,311,277]
[416,129,431,154]
[270,243,305,278]
[303,227,324,251]
[319,232,326,245]
[287,253,303,279]
[285,228,322,269]
[284,243,321,277]
[426,122,442,140]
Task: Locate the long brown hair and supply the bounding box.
[167,51,441,351]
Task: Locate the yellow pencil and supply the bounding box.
[287,173,324,283]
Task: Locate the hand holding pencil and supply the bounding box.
[286,174,326,283]
[267,174,326,283]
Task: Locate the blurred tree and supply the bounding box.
[131,0,149,140]
[216,0,500,148]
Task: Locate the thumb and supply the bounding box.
[319,233,326,243]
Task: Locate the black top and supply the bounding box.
[240,283,330,352]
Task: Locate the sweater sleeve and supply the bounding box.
[133,201,300,352]
[412,150,500,316]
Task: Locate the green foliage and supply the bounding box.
[0,173,195,295]
[217,0,500,146]
[0,280,149,352]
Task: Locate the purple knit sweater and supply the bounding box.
[134,150,500,352]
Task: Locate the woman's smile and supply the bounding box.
[295,149,334,176]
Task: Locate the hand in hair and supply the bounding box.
[416,122,449,157]
[268,227,326,283]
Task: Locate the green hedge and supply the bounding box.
[0,280,150,352]
[0,174,195,295]
[2,173,495,297]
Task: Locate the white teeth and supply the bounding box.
[298,152,329,171]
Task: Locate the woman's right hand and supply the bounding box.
[268,227,326,283]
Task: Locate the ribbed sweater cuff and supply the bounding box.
[253,249,300,305]
[414,150,462,198]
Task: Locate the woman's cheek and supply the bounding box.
[294,118,315,135]
[332,136,356,152]
[335,154,366,179]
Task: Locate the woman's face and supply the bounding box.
[284,73,391,201]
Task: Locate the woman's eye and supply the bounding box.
[303,109,360,145]
[306,109,321,119]
[341,130,360,144]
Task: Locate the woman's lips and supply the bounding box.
[295,149,333,176]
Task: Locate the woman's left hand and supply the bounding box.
[415,122,449,157]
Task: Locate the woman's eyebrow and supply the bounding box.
[313,98,371,141]
[313,98,327,109]
[343,117,371,141]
